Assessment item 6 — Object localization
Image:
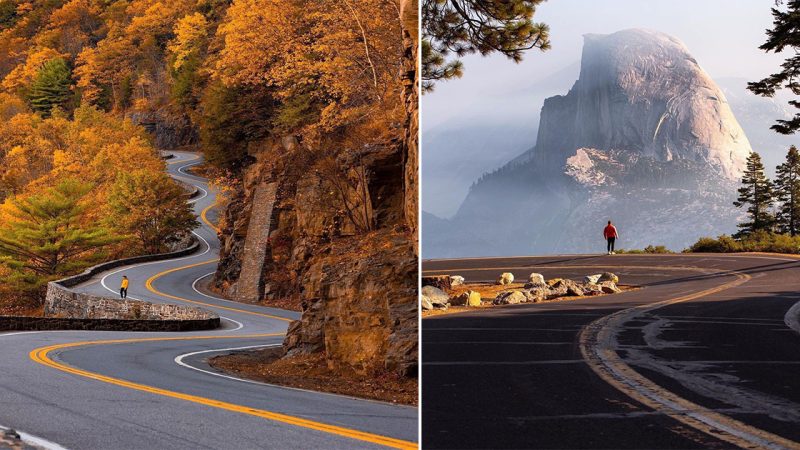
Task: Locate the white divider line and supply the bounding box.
[173,345,416,408]
[0,425,69,450]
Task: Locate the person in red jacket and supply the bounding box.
[603,220,618,255]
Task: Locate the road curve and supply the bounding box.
[422,254,800,449]
[0,151,417,450]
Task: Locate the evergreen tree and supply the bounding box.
[422,0,550,92]
[0,179,119,289]
[27,57,72,117]
[775,145,800,235]
[748,0,800,134]
[734,152,776,237]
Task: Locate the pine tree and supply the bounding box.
[27,57,72,117]
[774,145,800,235]
[748,0,800,134]
[422,0,550,92]
[734,152,776,237]
[0,179,120,289]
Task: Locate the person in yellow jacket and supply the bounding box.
[120,275,129,299]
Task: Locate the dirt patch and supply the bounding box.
[203,279,303,312]
[0,302,43,317]
[422,282,637,318]
[208,347,417,406]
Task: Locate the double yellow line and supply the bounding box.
[30,335,417,449]
[28,185,418,449]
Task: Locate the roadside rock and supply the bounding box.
[451,290,481,307]
[493,290,526,305]
[496,272,515,285]
[582,283,604,296]
[422,285,449,307]
[599,272,619,284]
[600,281,622,293]
[449,275,465,286]
[546,278,563,287]
[524,288,546,303]
[550,279,584,296]
[528,273,545,285]
[584,274,602,284]
[422,275,452,291]
[421,296,434,311]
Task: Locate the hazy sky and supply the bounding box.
[422,0,787,130]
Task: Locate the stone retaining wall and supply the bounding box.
[0,315,218,332]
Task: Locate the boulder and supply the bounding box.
[599,272,619,284]
[546,278,563,287]
[451,290,481,307]
[496,272,515,285]
[600,281,622,294]
[550,279,584,296]
[584,274,602,284]
[421,296,434,310]
[422,275,452,291]
[524,288,547,303]
[493,290,526,305]
[528,273,545,285]
[582,283,604,296]
[450,275,465,286]
[421,285,449,307]
[524,282,547,289]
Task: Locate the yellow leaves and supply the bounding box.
[213,0,404,136]
[169,12,208,71]
[2,47,66,93]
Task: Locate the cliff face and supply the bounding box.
[423,29,752,257]
[215,134,417,376]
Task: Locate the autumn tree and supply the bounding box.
[775,145,800,235]
[108,170,198,254]
[0,179,120,293]
[422,0,551,92]
[734,152,776,237]
[27,57,72,116]
[748,0,800,134]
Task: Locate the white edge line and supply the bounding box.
[173,345,417,409]
[784,300,800,335]
[98,230,211,299]
[220,317,244,331]
[0,425,69,450]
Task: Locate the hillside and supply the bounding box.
[0,0,418,378]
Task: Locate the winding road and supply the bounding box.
[422,254,800,449]
[0,151,417,450]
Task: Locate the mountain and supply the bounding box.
[423,29,752,258]
[421,63,579,218]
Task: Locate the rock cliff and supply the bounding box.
[214,135,417,376]
[423,29,752,257]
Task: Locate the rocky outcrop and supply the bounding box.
[215,134,417,377]
[424,29,752,257]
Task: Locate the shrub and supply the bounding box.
[686,232,800,254]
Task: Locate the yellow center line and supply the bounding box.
[167,154,201,165]
[30,335,417,450]
[144,259,292,322]
[201,197,221,233]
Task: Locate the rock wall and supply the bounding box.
[35,237,220,331]
[215,134,418,376]
[45,287,215,321]
[401,0,419,251]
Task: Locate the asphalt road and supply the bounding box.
[422,254,800,449]
[0,151,417,450]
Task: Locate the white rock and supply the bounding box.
[496,272,515,285]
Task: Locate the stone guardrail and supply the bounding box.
[1,237,220,332]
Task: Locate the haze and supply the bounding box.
[422,0,792,218]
